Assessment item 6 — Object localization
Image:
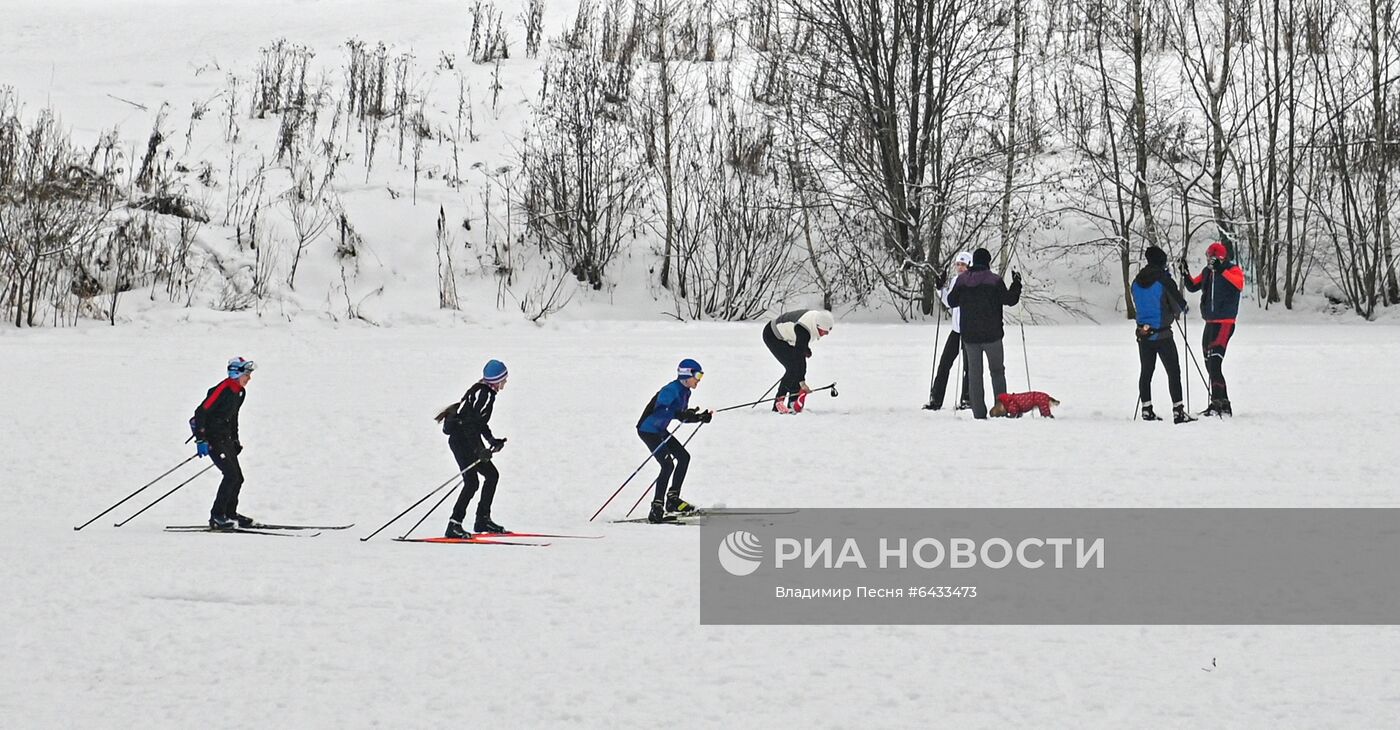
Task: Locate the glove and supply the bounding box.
[476,449,493,463]
[679,407,701,423]
[1011,271,1022,286]
[805,348,812,358]
[489,437,507,453]
[1135,324,1151,342]
[799,381,812,394]
[934,271,947,289]
[196,441,210,458]
[233,441,243,456]
[698,409,714,424]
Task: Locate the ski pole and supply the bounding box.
[113,463,216,527]
[1019,318,1032,391]
[713,383,838,413]
[749,379,780,409]
[623,423,705,518]
[1175,320,1210,392]
[74,454,198,530]
[360,462,480,542]
[923,308,943,409]
[398,478,468,540]
[588,427,681,522]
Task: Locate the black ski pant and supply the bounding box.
[762,325,806,401]
[209,443,244,519]
[931,330,969,409]
[1202,321,1235,401]
[1137,336,1183,406]
[449,435,500,523]
[639,429,689,507]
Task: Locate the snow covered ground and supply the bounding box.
[4,320,1400,727]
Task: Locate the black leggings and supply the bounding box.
[639,429,690,505]
[1137,337,1183,406]
[762,325,807,400]
[1202,322,1235,401]
[931,331,969,408]
[209,444,244,519]
[449,436,500,522]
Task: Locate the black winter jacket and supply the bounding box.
[191,378,245,445]
[945,266,1021,343]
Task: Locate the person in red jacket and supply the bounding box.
[1183,241,1245,416]
[990,391,1060,418]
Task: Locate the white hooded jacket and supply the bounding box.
[769,309,834,347]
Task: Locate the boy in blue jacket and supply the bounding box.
[636,359,713,523]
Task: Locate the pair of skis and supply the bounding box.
[163,522,354,538]
[608,509,798,526]
[394,531,606,548]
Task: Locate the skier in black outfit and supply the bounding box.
[762,309,834,413]
[1130,246,1194,424]
[945,248,1021,419]
[191,356,257,529]
[929,251,973,411]
[435,359,510,538]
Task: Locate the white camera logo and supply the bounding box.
[718,530,764,576]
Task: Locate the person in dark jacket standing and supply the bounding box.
[1183,241,1245,416]
[637,359,713,523]
[434,359,510,538]
[945,248,1021,419]
[763,309,834,414]
[191,357,256,529]
[1131,246,1194,424]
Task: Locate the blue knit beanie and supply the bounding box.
[483,359,508,384]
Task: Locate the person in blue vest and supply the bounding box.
[636,359,713,523]
[1183,241,1245,416]
[1131,246,1194,424]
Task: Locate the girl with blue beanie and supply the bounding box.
[434,359,510,537]
[635,359,713,523]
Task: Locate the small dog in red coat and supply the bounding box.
[989,391,1060,418]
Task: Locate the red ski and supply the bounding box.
[479,531,603,540]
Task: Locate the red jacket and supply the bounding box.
[996,391,1055,418]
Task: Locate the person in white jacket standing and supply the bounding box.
[929,252,973,411]
[762,309,834,413]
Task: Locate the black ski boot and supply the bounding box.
[1200,398,1233,417]
[474,517,506,534]
[1140,403,1162,421]
[666,494,697,515]
[232,513,257,528]
[445,519,472,539]
[956,399,973,411]
[648,500,677,524]
[209,515,236,530]
[1173,404,1197,424]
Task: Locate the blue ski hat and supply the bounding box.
[482,359,508,384]
[677,358,703,380]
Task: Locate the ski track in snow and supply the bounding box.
[3,321,1400,726]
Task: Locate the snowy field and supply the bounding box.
[4,320,1400,727]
